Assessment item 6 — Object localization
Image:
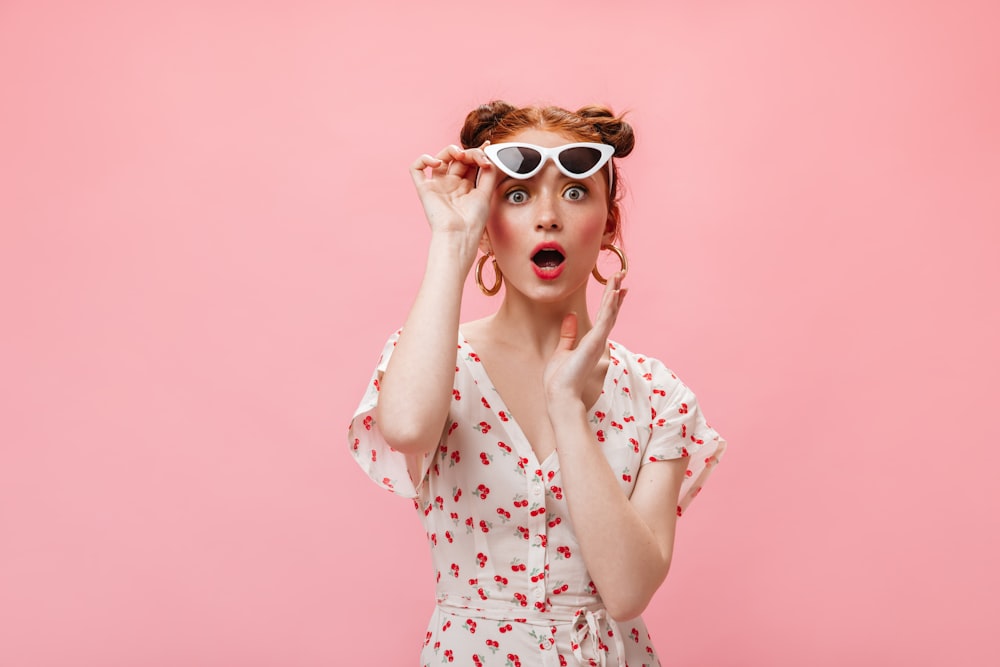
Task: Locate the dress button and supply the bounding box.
[533,485,543,497]
[534,588,545,602]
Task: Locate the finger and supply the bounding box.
[409,154,443,187]
[556,312,579,352]
[428,144,464,177]
[476,141,494,168]
[434,144,465,161]
[590,275,625,341]
[447,159,470,179]
[595,272,620,320]
[411,154,443,170]
[449,146,494,182]
[570,273,625,366]
[474,159,500,193]
[464,147,493,169]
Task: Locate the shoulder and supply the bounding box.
[607,340,691,415]
[608,339,676,381]
[459,315,493,337]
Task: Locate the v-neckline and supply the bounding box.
[457,330,622,470]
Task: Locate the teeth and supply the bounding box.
[532,249,564,267]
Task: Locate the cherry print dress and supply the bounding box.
[349,330,727,667]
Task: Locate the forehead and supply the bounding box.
[498,128,582,148]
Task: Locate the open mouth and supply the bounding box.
[530,244,566,280]
[531,248,565,269]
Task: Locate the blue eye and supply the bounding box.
[506,190,528,204]
[564,186,587,201]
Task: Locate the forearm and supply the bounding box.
[376,231,480,454]
[548,400,673,621]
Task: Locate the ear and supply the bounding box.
[602,214,618,246]
[479,229,493,255]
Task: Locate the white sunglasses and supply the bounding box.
[484,142,615,188]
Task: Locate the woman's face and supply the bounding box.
[484,128,614,302]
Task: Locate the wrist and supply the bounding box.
[427,231,481,273]
[546,395,587,422]
[429,227,482,253]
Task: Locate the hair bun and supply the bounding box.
[576,105,635,158]
[460,101,517,149]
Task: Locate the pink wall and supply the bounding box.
[2,1,997,665]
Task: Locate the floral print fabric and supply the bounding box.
[349,330,727,667]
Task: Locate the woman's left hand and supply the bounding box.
[543,272,627,407]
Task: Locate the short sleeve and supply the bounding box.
[642,359,727,516]
[347,330,436,499]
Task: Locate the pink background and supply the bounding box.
[2,1,998,665]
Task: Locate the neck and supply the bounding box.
[487,284,594,356]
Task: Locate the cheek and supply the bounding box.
[586,211,607,231]
[486,216,513,246]
[486,205,528,246]
[578,207,610,237]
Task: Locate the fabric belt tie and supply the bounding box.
[436,596,626,667]
[570,606,625,667]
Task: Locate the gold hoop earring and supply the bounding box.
[475,253,503,296]
[592,244,629,284]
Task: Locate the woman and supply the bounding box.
[349,101,726,667]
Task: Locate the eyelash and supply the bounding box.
[504,185,588,204]
[505,189,528,204]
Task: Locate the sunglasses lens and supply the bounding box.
[558,146,604,175]
[495,146,542,175]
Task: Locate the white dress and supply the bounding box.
[349,330,727,667]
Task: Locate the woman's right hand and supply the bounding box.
[409,144,500,240]
[379,145,500,458]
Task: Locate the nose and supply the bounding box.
[534,192,562,230]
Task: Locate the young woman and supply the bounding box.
[349,101,727,667]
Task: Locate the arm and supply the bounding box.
[375,145,498,457]
[548,400,687,621]
[544,274,686,621]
